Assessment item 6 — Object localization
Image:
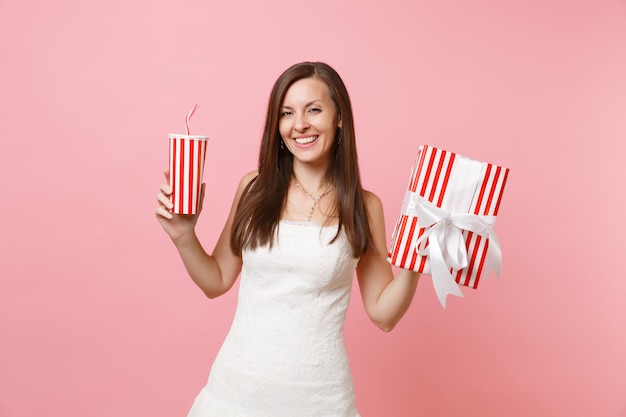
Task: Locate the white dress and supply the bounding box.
[187,220,361,417]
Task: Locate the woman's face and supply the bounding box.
[279,77,341,168]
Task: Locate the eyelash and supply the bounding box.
[280,108,321,117]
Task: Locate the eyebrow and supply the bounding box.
[281,100,323,109]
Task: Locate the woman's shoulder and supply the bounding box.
[236,170,259,189]
[361,189,384,218]
[240,170,259,185]
[231,170,259,200]
[362,189,382,207]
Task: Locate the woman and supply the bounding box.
[156,62,420,417]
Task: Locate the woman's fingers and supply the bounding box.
[156,191,173,209]
[160,182,172,196]
[156,168,174,218]
[155,193,173,219]
[156,180,174,220]
[155,204,173,220]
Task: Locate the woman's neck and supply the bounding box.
[291,162,332,195]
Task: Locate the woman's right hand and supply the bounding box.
[155,169,205,243]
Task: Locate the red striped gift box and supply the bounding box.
[168,134,209,215]
[387,145,509,307]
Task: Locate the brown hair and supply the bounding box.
[230,62,371,258]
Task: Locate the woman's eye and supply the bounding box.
[308,107,321,113]
[280,111,293,117]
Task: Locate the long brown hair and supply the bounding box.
[230,62,372,258]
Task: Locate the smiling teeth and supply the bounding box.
[295,136,318,144]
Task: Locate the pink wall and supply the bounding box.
[1,0,625,416]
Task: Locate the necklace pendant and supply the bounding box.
[294,180,335,223]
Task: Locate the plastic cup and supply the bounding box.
[168,134,209,214]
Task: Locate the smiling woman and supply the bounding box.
[155,61,421,417]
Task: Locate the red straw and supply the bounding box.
[185,104,198,135]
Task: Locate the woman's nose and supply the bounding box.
[294,113,309,131]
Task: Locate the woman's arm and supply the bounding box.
[356,191,420,332]
[156,170,258,298]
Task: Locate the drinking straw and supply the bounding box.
[185,104,198,135]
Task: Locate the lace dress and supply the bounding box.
[187,220,361,417]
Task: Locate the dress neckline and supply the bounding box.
[279,219,339,229]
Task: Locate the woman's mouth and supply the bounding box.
[294,135,318,145]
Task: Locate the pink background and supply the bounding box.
[1,0,625,416]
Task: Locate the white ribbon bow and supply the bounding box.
[402,192,502,308]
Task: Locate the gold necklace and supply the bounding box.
[294,181,335,222]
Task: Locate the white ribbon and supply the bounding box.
[402,191,502,308]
